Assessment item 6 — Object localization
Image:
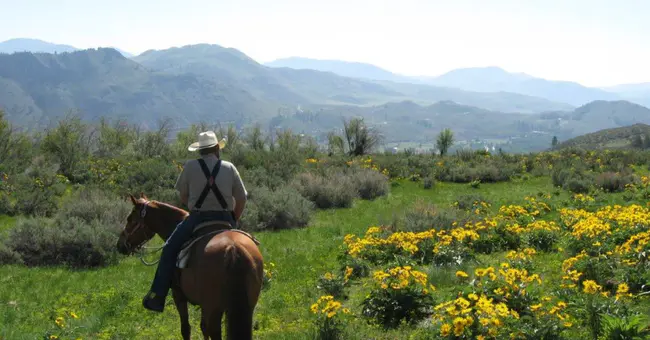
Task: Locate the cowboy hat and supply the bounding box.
[187,130,227,151]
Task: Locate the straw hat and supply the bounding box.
[187,131,227,151]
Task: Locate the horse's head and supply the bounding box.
[117,193,158,255]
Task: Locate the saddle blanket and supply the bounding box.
[176,221,260,269]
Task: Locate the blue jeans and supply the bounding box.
[149,210,236,299]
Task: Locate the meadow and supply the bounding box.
[1,114,650,339]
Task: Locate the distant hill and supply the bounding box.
[265,57,408,83]
[0,38,134,58]
[552,100,650,136]
[135,44,572,113]
[0,48,269,129]
[0,38,78,54]
[266,59,627,107]
[553,123,650,150]
[601,82,650,108]
[422,67,622,106]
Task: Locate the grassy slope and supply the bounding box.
[0,176,645,339]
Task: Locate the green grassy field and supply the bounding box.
[1,176,649,339]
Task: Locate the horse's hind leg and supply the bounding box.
[172,288,191,340]
[202,308,224,340]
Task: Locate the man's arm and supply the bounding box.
[231,165,247,222]
[174,165,189,209]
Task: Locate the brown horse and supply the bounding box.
[116,193,264,340]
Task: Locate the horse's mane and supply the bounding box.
[151,200,189,218]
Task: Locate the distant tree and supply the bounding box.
[40,113,93,179]
[327,131,344,155]
[343,117,382,156]
[0,110,11,164]
[632,134,644,149]
[0,110,32,174]
[436,128,454,156]
[94,117,137,158]
[132,118,173,159]
[216,124,240,151]
[551,136,558,148]
[644,133,650,150]
[245,124,265,151]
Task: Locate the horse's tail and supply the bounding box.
[223,242,255,340]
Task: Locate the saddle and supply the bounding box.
[176,221,260,269]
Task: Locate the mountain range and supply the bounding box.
[2,37,650,152]
[265,58,649,108]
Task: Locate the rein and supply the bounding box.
[123,200,164,266]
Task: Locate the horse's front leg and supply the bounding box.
[172,287,191,340]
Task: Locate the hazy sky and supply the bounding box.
[2,0,649,87]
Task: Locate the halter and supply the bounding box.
[122,200,157,252]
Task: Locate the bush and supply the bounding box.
[291,172,356,209]
[565,177,592,194]
[239,185,314,231]
[240,166,286,191]
[55,188,132,227]
[310,295,352,340]
[398,201,466,233]
[7,156,67,217]
[454,193,490,213]
[0,241,23,265]
[552,167,595,193]
[3,217,120,268]
[422,176,434,189]
[349,168,390,200]
[361,265,435,328]
[524,229,559,252]
[436,160,518,183]
[316,269,351,299]
[595,172,636,193]
[1,188,132,268]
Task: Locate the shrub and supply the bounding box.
[564,177,593,194]
[0,241,23,265]
[291,172,356,209]
[3,217,120,268]
[310,295,352,340]
[240,166,286,191]
[349,168,390,200]
[55,188,132,227]
[361,265,435,328]
[524,228,560,252]
[595,172,636,193]
[472,225,522,254]
[7,156,67,217]
[454,193,490,214]
[1,188,132,268]
[422,176,435,189]
[436,160,517,183]
[316,268,352,299]
[239,185,314,231]
[398,201,466,233]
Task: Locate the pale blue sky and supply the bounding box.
[1,0,649,87]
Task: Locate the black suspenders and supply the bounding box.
[194,159,229,211]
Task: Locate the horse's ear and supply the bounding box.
[129,194,138,205]
[140,192,149,200]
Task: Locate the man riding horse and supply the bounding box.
[142,130,248,312]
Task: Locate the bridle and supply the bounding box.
[121,200,162,265]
